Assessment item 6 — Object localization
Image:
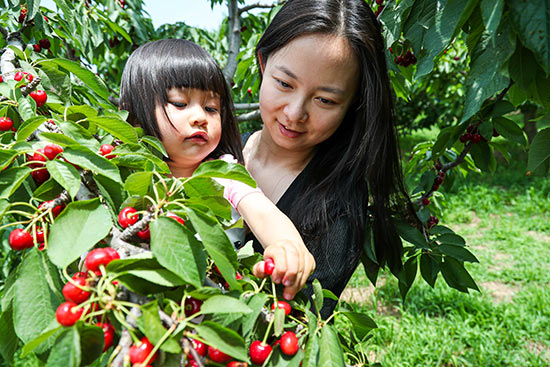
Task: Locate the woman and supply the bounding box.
[245,0,414,316]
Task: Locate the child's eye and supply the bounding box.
[170,102,186,108]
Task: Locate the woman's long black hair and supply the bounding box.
[119,39,244,163]
[256,0,416,273]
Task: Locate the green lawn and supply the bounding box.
[340,144,550,366]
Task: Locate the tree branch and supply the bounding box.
[238,1,284,14]
[222,0,242,84]
[237,109,261,122]
[234,102,259,110]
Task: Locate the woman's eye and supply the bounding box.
[276,79,291,89]
[318,97,334,105]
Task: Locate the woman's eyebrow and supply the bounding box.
[274,65,345,95]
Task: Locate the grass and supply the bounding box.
[339,142,550,366]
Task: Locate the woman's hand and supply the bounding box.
[252,239,316,300]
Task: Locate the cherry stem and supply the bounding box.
[260,281,278,345]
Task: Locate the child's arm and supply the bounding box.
[236,192,316,301]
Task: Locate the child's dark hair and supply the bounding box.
[119,39,243,163]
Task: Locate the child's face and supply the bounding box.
[156,87,222,176]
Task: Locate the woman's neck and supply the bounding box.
[248,126,315,171]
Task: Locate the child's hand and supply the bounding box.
[252,240,316,300]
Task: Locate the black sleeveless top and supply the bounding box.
[243,133,362,317]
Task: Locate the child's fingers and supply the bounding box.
[252,260,267,278]
[283,252,315,300]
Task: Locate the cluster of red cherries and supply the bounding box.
[0,71,48,107]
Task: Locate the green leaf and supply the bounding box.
[509,45,540,91]
[398,256,418,301]
[124,171,153,197]
[16,116,47,142]
[312,279,324,316]
[48,198,113,268]
[58,121,101,151]
[493,117,527,146]
[432,127,452,155]
[77,322,104,366]
[396,221,428,249]
[274,306,286,337]
[141,135,168,157]
[491,100,516,118]
[65,105,98,120]
[462,20,515,122]
[420,253,439,287]
[0,308,18,363]
[63,145,122,183]
[436,233,466,246]
[38,59,110,101]
[46,327,81,367]
[21,326,63,357]
[185,196,232,221]
[302,332,320,367]
[319,324,345,367]
[508,0,550,74]
[88,116,138,144]
[439,244,479,263]
[183,207,240,290]
[362,224,377,264]
[18,97,35,121]
[137,301,181,353]
[124,268,188,287]
[194,321,247,361]
[46,159,81,199]
[0,166,31,199]
[242,293,268,340]
[200,295,252,315]
[440,257,480,292]
[0,149,17,171]
[38,132,80,146]
[192,159,256,187]
[480,0,504,37]
[469,142,496,172]
[528,128,550,174]
[340,312,377,340]
[110,143,170,173]
[150,217,206,289]
[14,250,62,344]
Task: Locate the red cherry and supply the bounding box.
[100,144,115,159]
[44,144,63,160]
[62,277,91,304]
[279,331,299,356]
[271,300,292,315]
[35,228,45,243]
[137,226,150,240]
[184,297,202,317]
[0,117,14,131]
[434,176,444,185]
[471,133,482,143]
[56,301,83,326]
[31,168,50,184]
[38,38,51,49]
[226,362,248,367]
[264,258,275,275]
[166,212,185,226]
[30,90,47,107]
[39,200,65,217]
[85,248,114,272]
[249,341,272,365]
[9,228,34,250]
[118,207,138,228]
[31,149,47,167]
[72,272,87,280]
[96,322,115,352]
[33,44,41,52]
[247,88,252,95]
[129,337,156,364]
[438,171,446,178]
[191,338,207,356]
[422,197,430,206]
[14,71,24,81]
[104,247,120,261]
[208,346,231,363]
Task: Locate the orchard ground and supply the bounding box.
[338,126,550,367]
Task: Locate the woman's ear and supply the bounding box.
[257,51,266,74]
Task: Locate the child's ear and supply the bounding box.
[257,51,266,74]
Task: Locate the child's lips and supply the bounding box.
[185,131,208,143]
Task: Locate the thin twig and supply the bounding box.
[234,102,259,110]
[237,109,261,122]
[238,1,284,14]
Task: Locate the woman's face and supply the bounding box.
[258,33,359,153]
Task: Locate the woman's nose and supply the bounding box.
[283,97,308,123]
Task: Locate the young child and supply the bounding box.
[119,39,315,300]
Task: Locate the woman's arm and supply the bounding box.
[236,192,316,300]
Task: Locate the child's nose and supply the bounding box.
[189,105,207,126]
